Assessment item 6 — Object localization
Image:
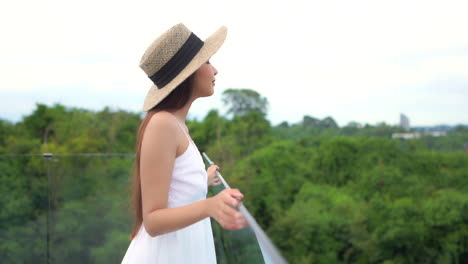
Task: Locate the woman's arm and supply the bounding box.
[140,112,245,237]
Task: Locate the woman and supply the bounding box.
[121,24,247,263]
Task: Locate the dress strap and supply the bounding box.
[170,114,191,142]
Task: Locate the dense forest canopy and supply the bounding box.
[1,89,467,263]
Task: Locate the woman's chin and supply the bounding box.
[207,87,215,97]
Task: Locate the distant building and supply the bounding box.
[464,142,468,152]
[400,114,410,131]
[392,131,447,140]
[392,132,421,139]
[426,131,447,137]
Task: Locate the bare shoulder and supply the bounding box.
[145,111,178,136]
[141,111,179,160]
[141,111,180,153]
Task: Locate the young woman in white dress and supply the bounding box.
[121,24,247,263]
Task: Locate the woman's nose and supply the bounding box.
[212,65,218,76]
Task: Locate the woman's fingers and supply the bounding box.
[222,191,241,207]
[221,203,239,217]
[207,165,223,186]
[220,200,246,228]
[208,164,219,172]
[211,188,247,230]
[219,209,245,229]
[229,188,244,199]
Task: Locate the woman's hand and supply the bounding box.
[206,189,247,230]
[207,165,222,186]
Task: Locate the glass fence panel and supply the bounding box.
[0,156,48,263]
[46,155,133,264]
[209,184,266,264]
[1,154,278,263]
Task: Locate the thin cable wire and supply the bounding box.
[0,153,135,157]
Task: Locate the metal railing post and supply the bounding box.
[43,153,53,264]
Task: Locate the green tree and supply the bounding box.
[22,103,68,145]
[222,88,268,116]
[269,182,363,264]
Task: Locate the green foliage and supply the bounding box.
[190,109,273,173]
[222,88,269,117]
[230,140,314,228]
[312,137,361,186]
[269,182,363,264]
[1,99,468,263]
[22,103,67,143]
[0,159,34,227]
[274,115,342,140]
[0,119,14,150]
[302,115,339,129]
[188,109,227,153]
[227,135,468,263]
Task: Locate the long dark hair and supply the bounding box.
[130,74,194,239]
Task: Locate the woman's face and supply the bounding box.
[192,61,218,98]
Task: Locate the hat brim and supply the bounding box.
[142,26,227,112]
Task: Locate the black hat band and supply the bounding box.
[149,33,204,89]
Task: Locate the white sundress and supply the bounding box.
[121,116,216,263]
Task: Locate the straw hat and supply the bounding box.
[139,23,227,111]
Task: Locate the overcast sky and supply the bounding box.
[1,0,467,127]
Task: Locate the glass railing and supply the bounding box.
[0,154,134,263]
[0,155,48,263]
[0,153,286,264]
[209,183,266,264]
